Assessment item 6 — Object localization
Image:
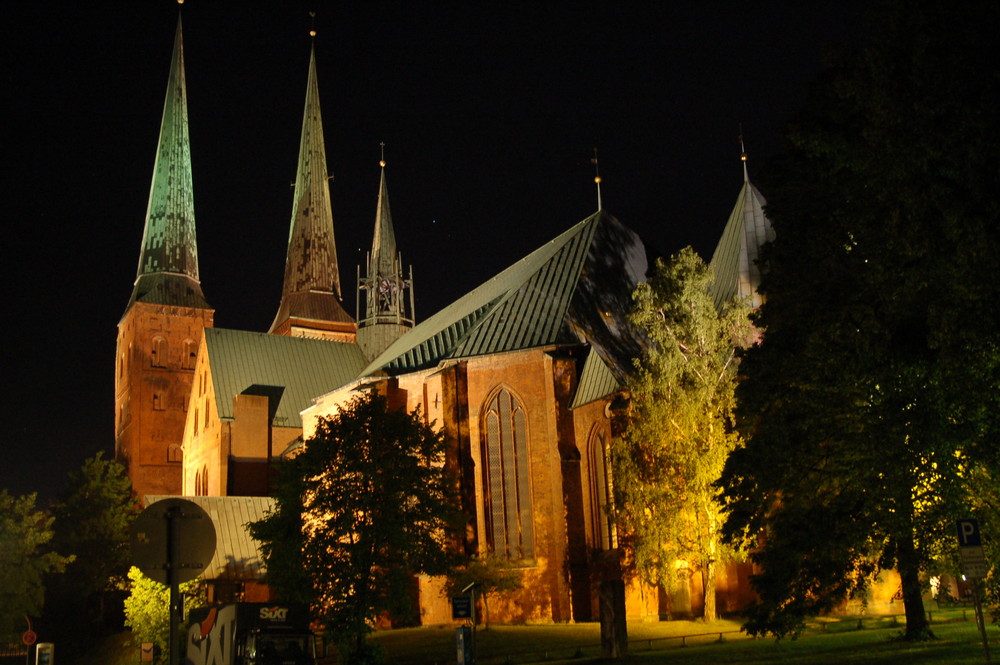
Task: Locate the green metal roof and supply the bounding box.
[130,16,207,311]
[205,328,366,428]
[361,210,648,386]
[709,178,774,310]
[571,346,622,409]
[146,495,274,581]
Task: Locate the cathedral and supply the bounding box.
[117,13,772,622]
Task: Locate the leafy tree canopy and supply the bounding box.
[0,490,72,639]
[251,390,466,662]
[717,0,1000,639]
[49,452,136,596]
[611,247,753,621]
[123,567,205,665]
[44,452,137,644]
[444,553,522,629]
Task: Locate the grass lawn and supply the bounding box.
[80,609,996,665]
[367,609,998,665]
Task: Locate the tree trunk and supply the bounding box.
[702,559,717,622]
[897,533,930,639]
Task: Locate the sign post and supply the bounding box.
[956,519,991,664]
[131,499,217,665]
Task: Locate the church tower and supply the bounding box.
[115,14,214,498]
[269,38,356,341]
[356,153,414,360]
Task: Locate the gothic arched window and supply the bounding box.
[589,429,616,550]
[167,444,182,463]
[481,388,534,560]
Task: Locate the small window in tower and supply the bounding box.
[194,408,199,436]
[153,392,165,411]
[182,339,197,370]
[151,336,168,368]
[204,398,210,428]
[167,444,182,463]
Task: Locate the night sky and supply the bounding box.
[2,2,867,501]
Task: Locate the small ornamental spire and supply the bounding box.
[591,148,603,211]
[739,124,749,183]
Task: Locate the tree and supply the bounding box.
[250,390,466,663]
[0,490,72,639]
[611,247,753,621]
[444,554,522,629]
[44,452,137,644]
[717,1,1000,639]
[123,567,205,664]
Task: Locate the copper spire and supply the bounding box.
[128,13,208,310]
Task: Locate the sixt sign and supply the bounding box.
[259,606,290,621]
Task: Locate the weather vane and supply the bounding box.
[380,141,386,168]
[739,124,749,182]
[591,148,603,211]
[309,11,317,38]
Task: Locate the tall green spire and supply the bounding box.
[129,15,208,310]
[270,42,354,336]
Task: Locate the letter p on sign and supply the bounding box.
[956,519,982,548]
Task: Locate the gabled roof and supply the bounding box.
[129,15,208,312]
[709,177,774,310]
[270,43,352,333]
[205,328,366,428]
[145,495,273,581]
[572,347,622,409]
[361,210,648,391]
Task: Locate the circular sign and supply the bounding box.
[23,630,37,646]
[130,498,217,585]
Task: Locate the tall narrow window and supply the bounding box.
[151,336,168,368]
[481,388,534,560]
[589,429,616,550]
[181,339,197,370]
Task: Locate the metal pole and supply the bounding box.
[470,586,477,665]
[972,579,992,664]
[167,507,181,665]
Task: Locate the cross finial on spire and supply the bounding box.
[739,124,749,183]
[591,148,603,211]
[380,141,386,168]
[309,11,317,38]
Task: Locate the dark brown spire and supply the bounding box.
[270,41,355,339]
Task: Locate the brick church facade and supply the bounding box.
[117,12,771,621]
